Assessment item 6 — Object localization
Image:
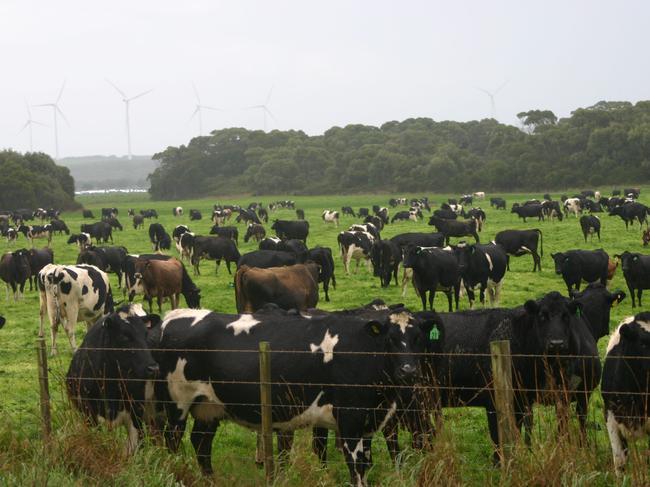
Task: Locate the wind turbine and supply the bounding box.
[106,79,153,160]
[34,81,69,159]
[248,85,277,131]
[19,99,47,152]
[476,80,508,119]
[189,82,221,136]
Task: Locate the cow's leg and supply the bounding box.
[312,427,328,462]
[638,289,643,307]
[479,283,487,307]
[226,260,233,275]
[157,294,163,314]
[190,418,219,475]
[276,430,294,462]
[605,412,628,474]
[629,285,637,308]
[506,255,511,271]
[533,252,541,272]
[339,416,372,487]
[49,318,60,356]
[401,268,412,297]
[5,283,10,302]
[486,408,501,465]
[215,259,221,275]
[420,290,427,311]
[164,419,187,453]
[429,289,435,310]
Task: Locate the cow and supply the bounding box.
[391,211,417,223]
[374,207,389,225]
[570,283,626,341]
[208,224,238,244]
[257,208,269,223]
[77,246,129,288]
[149,306,434,485]
[358,207,370,218]
[140,209,158,219]
[27,247,54,291]
[615,251,650,307]
[428,215,479,246]
[133,215,144,229]
[453,242,507,308]
[19,224,53,246]
[473,191,485,199]
[495,229,543,272]
[81,222,113,244]
[66,304,160,456]
[189,209,202,221]
[322,210,339,227]
[258,237,283,251]
[623,187,641,199]
[173,206,183,217]
[238,250,298,269]
[337,231,374,274]
[234,263,319,313]
[82,209,95,219]
[370,240,402,288]
[363,215,384,232]
[341,206,356,217]
[149,223,171,252]
[459,195,473,206]
[349,223,380,241]
[38,264,114,355]
[67,232,92,249]
[609,202,648,228]
[0,249,31,300]
[189,236,241,275]
[390,232,445,252]
[511,203,544,222]
[5,227,17,245]
[243,223,266,243]
[433,208,457,220]
[235,208,261,225]
[541,200,563,221]
[134,258,201,312]
[490,197,506,210]
[551,249,609,294]
[307,247,336,302]
[579,215,601,242]
[296,209,305,220]
[402,246,461,311]
[101,207,118,219]
[644,229,650,246]
[106,217,123,232]
[172,225,191,259]
[275,239,308,261]
[49,219,70,235]
[601,313,650,475]
[463,207,486,231]
[271,220,309,244]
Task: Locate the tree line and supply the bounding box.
[0,151,77,210]
[148,100,650,199]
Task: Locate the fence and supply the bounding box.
[24,338,650,485]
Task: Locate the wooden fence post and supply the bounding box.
[259,341,274,483]
[490,340,516,465]
[36,336,52,442]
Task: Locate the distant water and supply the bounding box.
[75,189,149,195]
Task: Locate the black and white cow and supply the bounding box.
[541,200,564,222]
[66,304,160,456]
[149,223,172,252]
[101,207,118,219]
[494,229,543,272]
[322,210,340,227]
[149,306,435,485]
[391,211,418,223]
[364,215,384,231]
[428,215,479,246]
[337,231,375,274]
[258,237,283,251]
[140,209,158,219]
[563,198,582,218]
[243,223,266,243]
[349,223,380,241]
[173,206,183,217]
[271,220,309,244]
[453,242,507,308]
[433,208,457,220]
[579,215,601,242]
[67,232,92,249]
[615,251,650,307]
[602,313,650,475]
[402,246,461,311]
[463,207,486,231]
[370,240,402,288]
[19,224,53,246]
[551,249,609,294]
[609,202,648,229]
[0,249,31,300]
[38,264,114,355]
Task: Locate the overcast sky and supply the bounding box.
[1,0,648,158]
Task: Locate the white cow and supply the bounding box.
[473,191,486,199]
[338,231,374,274]
[322,210,340,227]
[38,264,113,355]
[564,198,582,217]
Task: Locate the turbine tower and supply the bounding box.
[34,81,69,159]
[248,85,276,131]
[477,80,508,119]
[19,99,47,152]
[189,82,221,136]
[107,79,153,160]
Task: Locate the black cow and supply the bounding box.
[490,197,506,210]
[237,250,298,269]
[81,222,113,244]
[609,202,648,228]
[271,220,309,244]
[341,206,356,217]
[370,240,402,287]
[106,217,123,231]
[358,207,369,218]
[148,223,171,252]
[0,249,31,300]
[511,203,544,222]
[82,209,95,219]
[495,229,543,272]
[189,236,241,275]
[601,312,650,474]
[77,246,129,288]
[49,219,70,235]
[391,211,414,223]
[276,239,308,262]
[307,247,336,302]
[551,249,609,294]
[258,208,269,223]
[243,223,266,243]
[133,215,144,229]
[190,209,202,221]
[66,305,160,456]
[235,208,261,225]
[432,208,457,220]
[101,207,118,219]
[615,251,650,307]
[140,209,158,219]
[27,247,54,291]
[149,307,434,485]
[579,215,601,242]
[570,283,626,341]
[296,209,305,220]
[403,246,460,311]
[428,215,479,246]
[453,243,507,308]
[389,232,445,253]
[209,225,239,244]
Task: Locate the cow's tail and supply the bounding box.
[234,266,248,313]
[536,229,544,257]
[105,286,115,313]
[329,253,336,289]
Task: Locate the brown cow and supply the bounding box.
[234,263,319,313]
[134,258,184,313]
[607,258,619,281]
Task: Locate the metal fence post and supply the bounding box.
[36,336,52,441]
[490,340,516,465]
[259,341,274,483]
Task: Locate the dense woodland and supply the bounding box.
[148,100,650,199]
[0,151,77,209]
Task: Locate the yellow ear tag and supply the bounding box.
[371,324,381,335]
[612,300,619,308]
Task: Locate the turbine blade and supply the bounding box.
[265,84,274,105]
[56,106,71,127]
[188,107,199,122]
[33,103,53,107]
[106,78,127,98]
[263,106,278,123]
[32,120,49,127]
[25,98,32,118]
[247,105,263,110]
[18,121,30,133]
[475,86,492,96]
[192,82,201,104]
[56,79,66,104]
[493,80,509,96]
[201,105,222,111]
[129,89,153,101]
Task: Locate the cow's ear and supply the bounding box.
[620,323,638,341]
[365,320,387,337]
[567,301,582,318]
[524,300,540,315]
[633,255,639,261]
[611,291,626,307]
[102,314,117,330]
[143,314,161,329]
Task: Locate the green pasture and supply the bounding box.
[0,190,648,486]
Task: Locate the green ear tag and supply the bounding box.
[429,325,440,341]
[576,308,581,317]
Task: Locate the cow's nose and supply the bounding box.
[547,340,567,353]
[400,363,416,376]
[146,364,159,377]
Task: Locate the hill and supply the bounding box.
[58,155,157,191]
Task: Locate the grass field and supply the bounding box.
[1,190,649,486]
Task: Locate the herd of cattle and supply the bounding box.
[2,190,650,484]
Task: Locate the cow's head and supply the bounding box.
[550,252,568,275]
[184,286,201,308]
[12,249,31,273]
[570,283,625,340]
[613,313,650,378]
[615,251,638,273]
[521,292,581,355]
[452,242,473,273]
